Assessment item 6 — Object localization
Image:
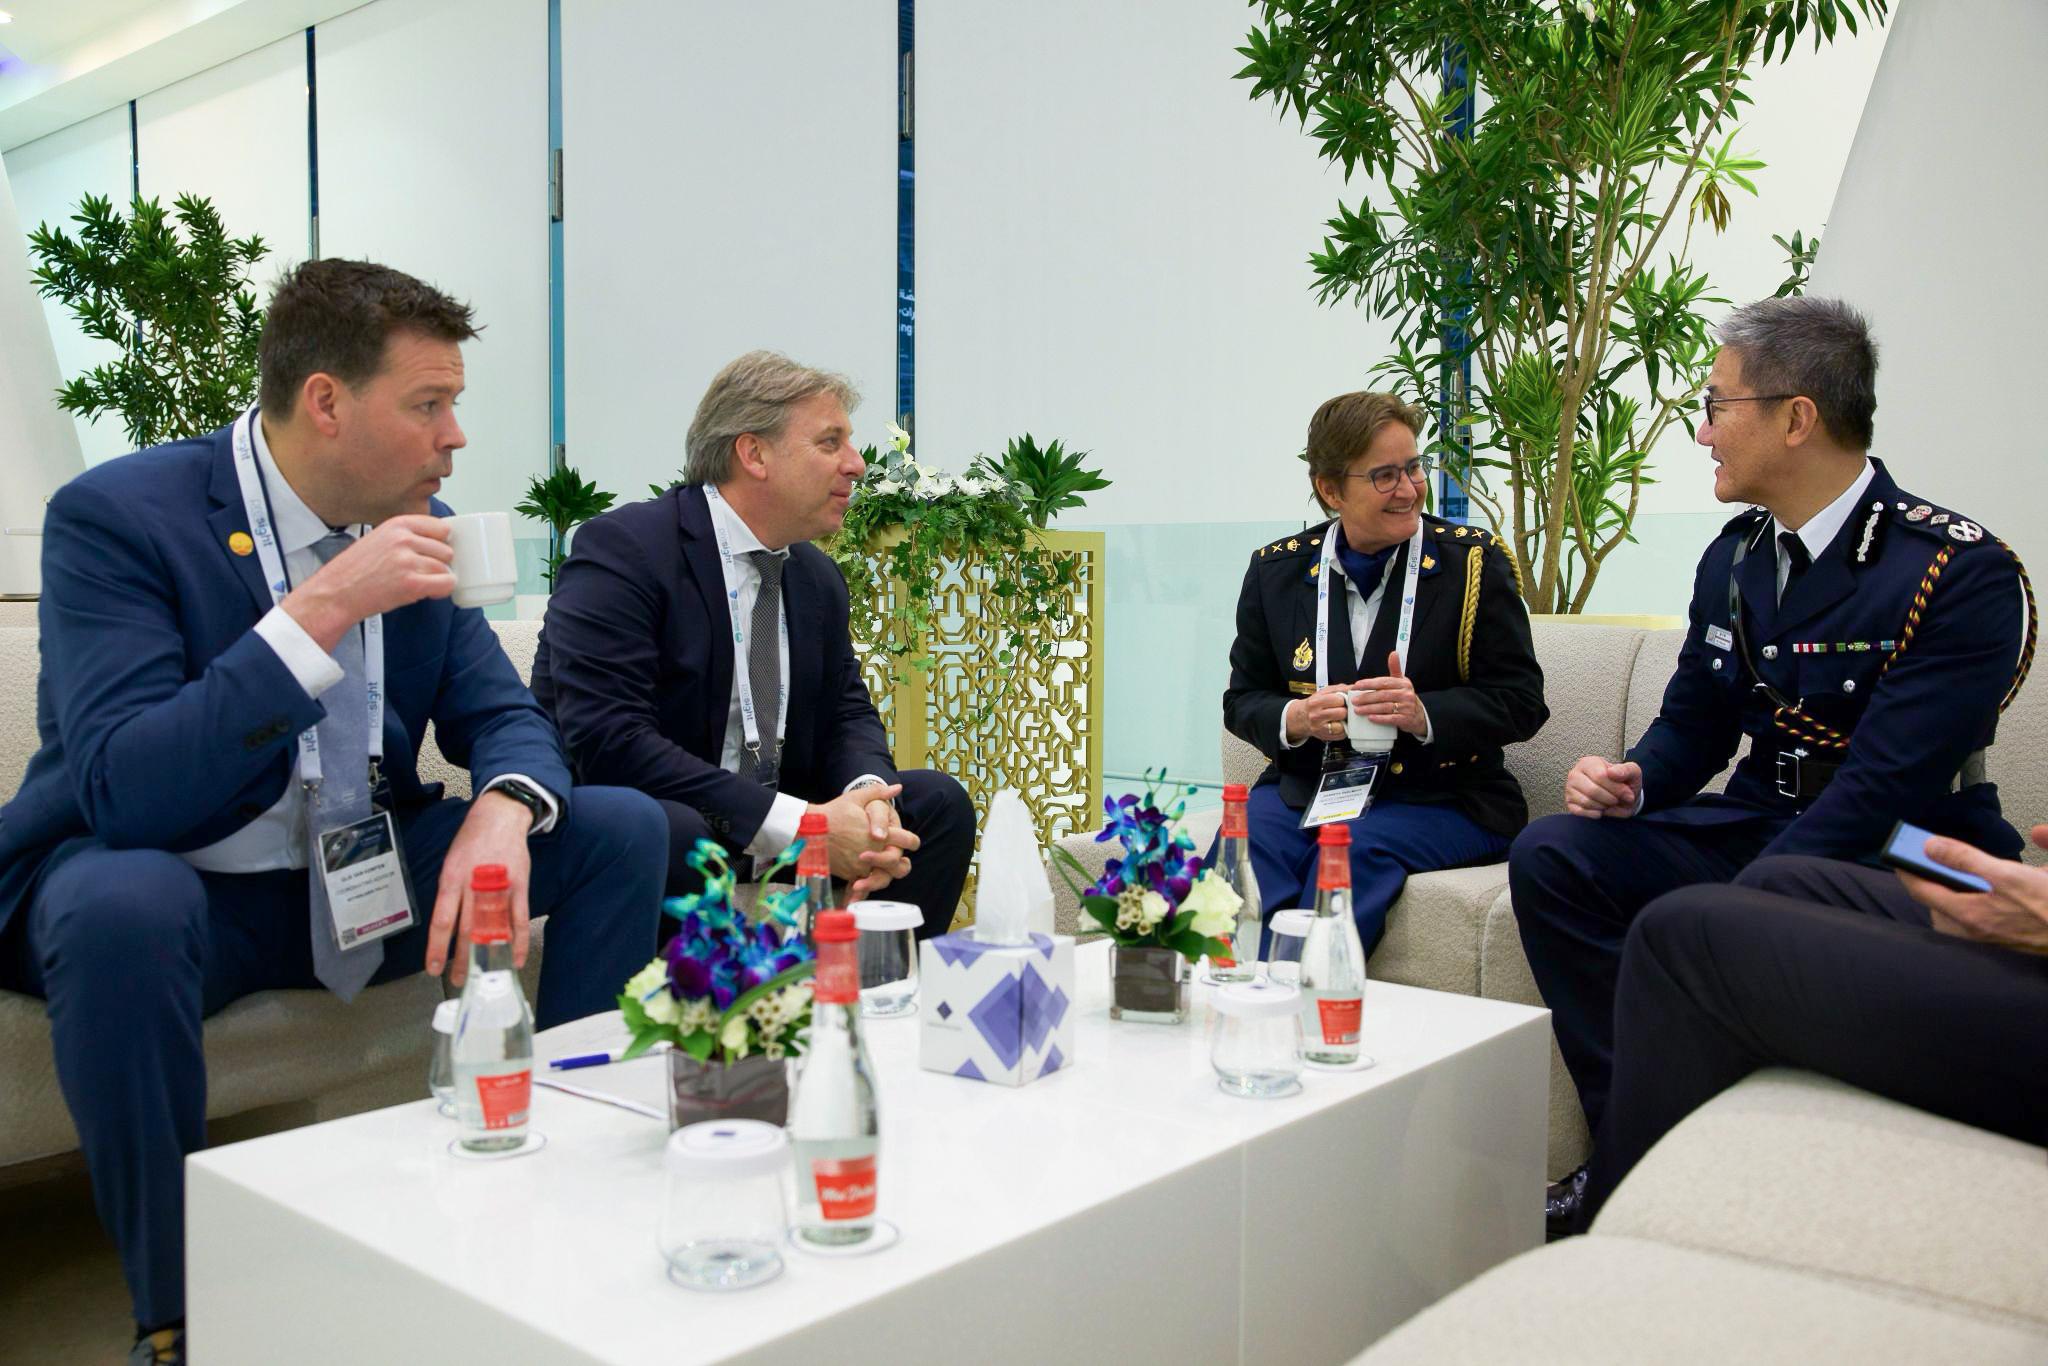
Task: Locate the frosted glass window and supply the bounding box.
[561,0,898,501]
[316,0,550,529]
[4,106,139,466]
[137,34,311,307]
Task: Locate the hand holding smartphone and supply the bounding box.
[1880,820,1993,894]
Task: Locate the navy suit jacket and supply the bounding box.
[528,485,895,849]
[1222,514,1549,838]
[1628,458,2026,860]
[0,423,571,939]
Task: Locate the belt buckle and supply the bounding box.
[1775,747,1808,800]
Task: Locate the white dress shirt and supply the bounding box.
[705,489,891,858]
[183,417,554,873]
[1279,538,1434,750]
[1774,458,1875,601]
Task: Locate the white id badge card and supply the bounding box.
[1300,759,1381,828]
[314,810,418,950]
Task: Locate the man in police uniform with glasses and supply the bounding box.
[1508,296,2035,1233]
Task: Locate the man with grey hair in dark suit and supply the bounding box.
[530,351,973,940]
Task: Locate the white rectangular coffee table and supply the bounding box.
[188,941,1549,1364]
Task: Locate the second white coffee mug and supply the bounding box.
[1345,689,1401,753]
[445,511,518,609]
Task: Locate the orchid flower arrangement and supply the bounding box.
[618,840,817,1065]
[1052,772,1241,961]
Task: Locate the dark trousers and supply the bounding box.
[1239,785,1509,955]
[1507,811,1785,1132]
[1580,855,2048,1227]
[656,768,974,943]
[0,786,666,1334]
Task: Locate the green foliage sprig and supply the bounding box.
[971,434,1112,529]
[516,465,616,588]
[28,192,268,449]
[1236,0,1887,612]
[823,424,1089,704]
[1773,229,1819,298]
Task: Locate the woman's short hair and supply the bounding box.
[684,350,861,485]
[1305,391,1424,511]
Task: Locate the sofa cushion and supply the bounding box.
[0,625,37,805]
[417,617,545,801]
[1476,887,1589,1179]
[0,974,442,1167]
[1510,622,1646,820]
[1594,1069,2048,1328]
[1370,864,1509,999]
[1354,1235,2048,1365]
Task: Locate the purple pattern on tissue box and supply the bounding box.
[1039,1044,1065,1078]
[955,1058,986,1081]
[935,932,1054,968]
[969,974,1025,1069]
[1018,964,1068,1052]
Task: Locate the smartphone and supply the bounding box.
[1880,820,1992,894]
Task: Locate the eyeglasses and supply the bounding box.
[1700,393,1796,426]
[1339,456,1436,494]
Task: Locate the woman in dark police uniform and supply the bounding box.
[1222,391,1549,950]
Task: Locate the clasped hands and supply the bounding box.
[1283,651,1428,744]
[814,784,920,898]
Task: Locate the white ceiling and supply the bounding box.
[0,0,168,67]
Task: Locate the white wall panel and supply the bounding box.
[316,0,550,527]
[1807,0,2048,585]
[136,34,310,305]
[561,0,899,501]
[3,106,138,466]
[918,0,1392,527]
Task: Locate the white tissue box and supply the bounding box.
[918,932,1075,1086]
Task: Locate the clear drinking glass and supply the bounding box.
[851,899,923,1017]
[1265,910,1313,987]
[1209,981,1304,1098]
[428,998,459,1117]
[659,1121,790,1291]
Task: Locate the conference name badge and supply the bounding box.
[313,810,417,950]
[1705,625,1734,651]
[1300,757,1379,829]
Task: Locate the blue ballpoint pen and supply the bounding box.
[547,1052,617,1071]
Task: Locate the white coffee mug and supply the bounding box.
[1345,688,1402,753]
[445,511,518,608]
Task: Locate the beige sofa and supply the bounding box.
[0,617,546,1170]
[1051,618,2048,1180]
[1357,1070,2048,1362]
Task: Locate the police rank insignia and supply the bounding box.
[1906,504,1931,522]
[1292,638,1314,671]
[1929,513,1950,526]
[228,531,255,556]
[1948,520,1984,543]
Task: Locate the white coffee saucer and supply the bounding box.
[445,1131,548,1161]
[785,1218,900,1258]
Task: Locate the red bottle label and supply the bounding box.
[474,1069,531,1129]
[812,1153,878,1221]
[1317,996,1362,1046]
[814,946,859,1004]
[1212,953,1237,968]
[1317,844,1349,890]
[1221,803,1248,839]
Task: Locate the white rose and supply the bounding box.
[1137,889,1171,931]
[720,1014,751,1059]
[626,961,684,1025]
[886,421,913,450]
[1178,870,1243,940]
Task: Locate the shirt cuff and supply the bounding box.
[1278,704,1307,751]
[1418,705,1435,746]
[480,774,561,835]
[254,606,344,698]
[746,791,810,859]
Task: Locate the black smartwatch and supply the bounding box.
[484,780,549,832]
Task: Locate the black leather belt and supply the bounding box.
[1775,748,1841,802]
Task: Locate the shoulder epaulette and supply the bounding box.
[1889,492,1993,548]
[1720,505,1769,538]
[1253,529,1325,562]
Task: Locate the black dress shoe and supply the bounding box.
[1545,1163,1589,1242]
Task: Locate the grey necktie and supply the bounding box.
[306,529,382,999]
[736,549,785,788]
